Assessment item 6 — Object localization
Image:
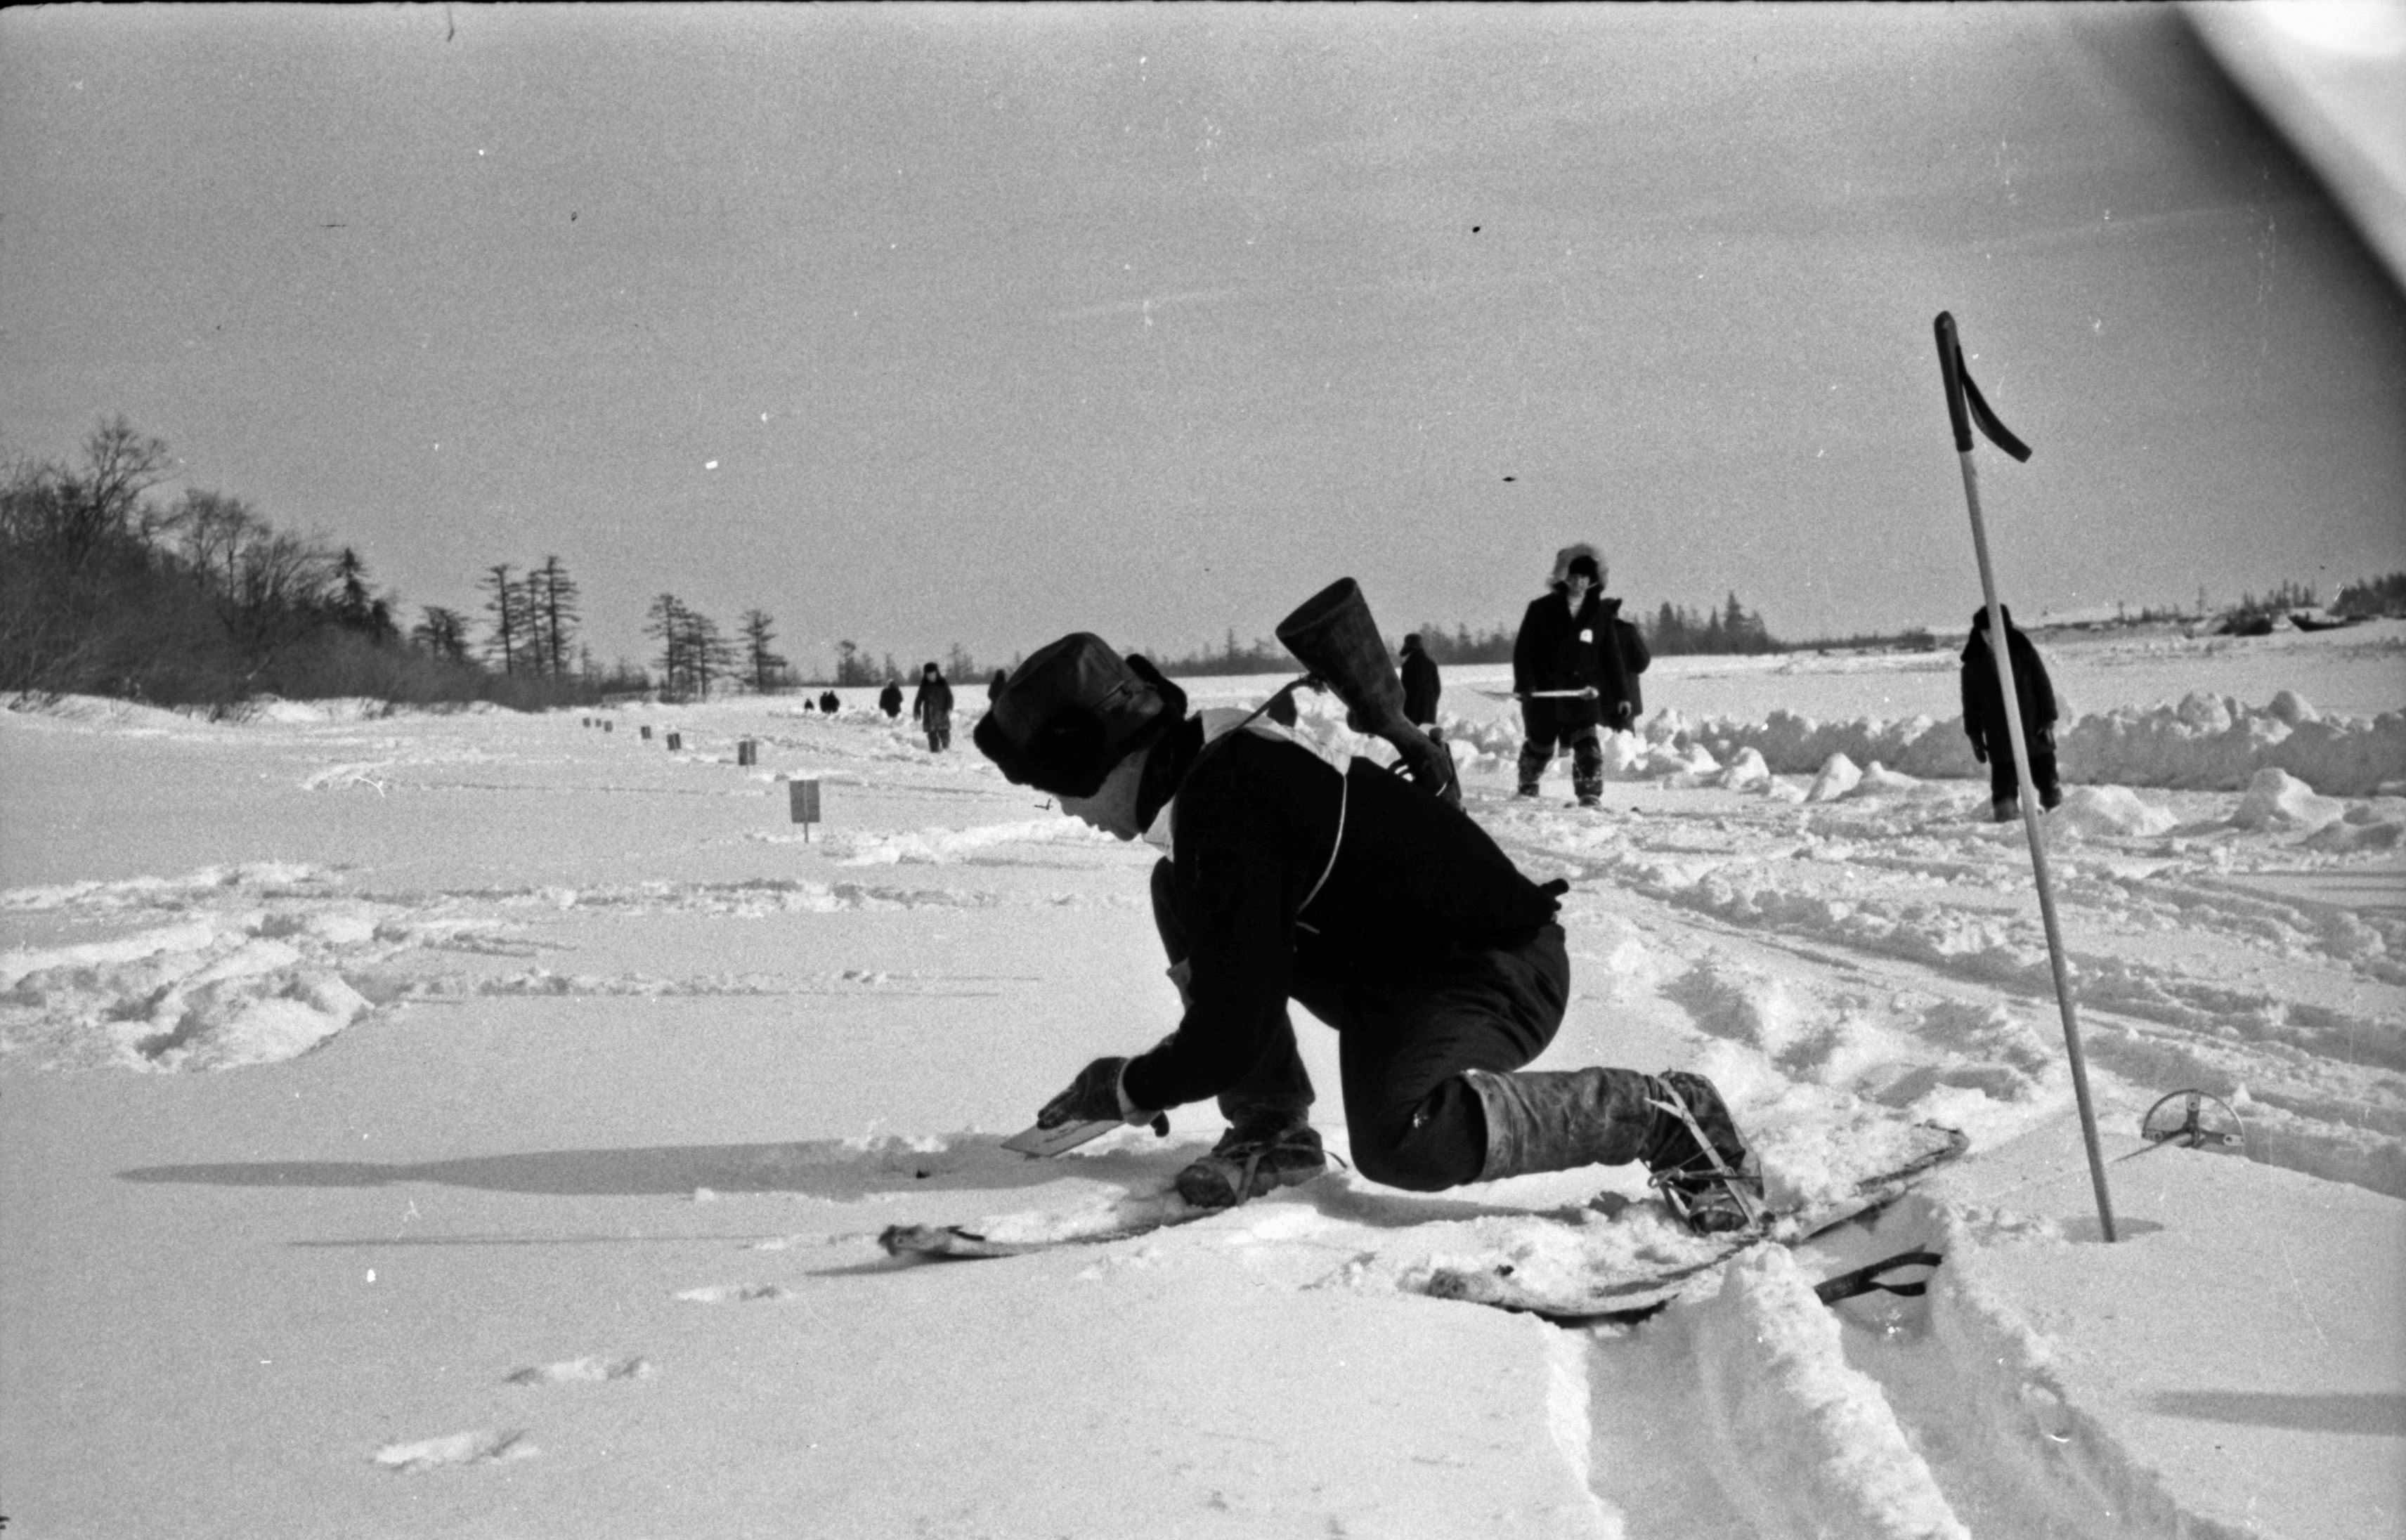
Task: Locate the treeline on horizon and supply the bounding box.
[0,419,647,710]
[7,417,2400,710]
[1143,594,1779,679]
[0,417,887,709]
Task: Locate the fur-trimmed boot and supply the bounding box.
[1571,734,1606,808]
[1463,1066,1764,1234]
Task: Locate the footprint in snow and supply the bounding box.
[372,1428,537,1473]
[675,1282,794,1303]
[505,1355,656,1385]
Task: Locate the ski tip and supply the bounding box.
[876,1223,937,1256]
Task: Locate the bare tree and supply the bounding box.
[221,525,337,668]
[172,490,256,599]
[55,417,174,570]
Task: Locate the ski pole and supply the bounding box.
[1933,311,2117,1243]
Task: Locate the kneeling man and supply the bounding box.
[976,633,1762,1233]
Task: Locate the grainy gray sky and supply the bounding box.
[5,4,2402,674]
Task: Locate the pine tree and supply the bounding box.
[334,549,374,629]
[644,593,691,695]
[741,609,788,691]
[835,640,869,687]
[411,606,472,664]
[685,611,734,699]
[528,556,580,676]
[481,565,526,674]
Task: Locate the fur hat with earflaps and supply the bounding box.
[973,633,1188,797]
[1548,543,1606,589]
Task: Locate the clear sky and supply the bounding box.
[5,4,2402,675]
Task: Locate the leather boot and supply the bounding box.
[1641,1071,1765,1234]
[1175,1118,1326,1209]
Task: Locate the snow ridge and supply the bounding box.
[1691,1246,1970,1539]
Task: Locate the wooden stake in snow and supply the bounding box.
[1932,311,2117,1242]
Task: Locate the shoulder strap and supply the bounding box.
[1296,767,1348,917]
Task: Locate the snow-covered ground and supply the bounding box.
[2,620,2400,1539]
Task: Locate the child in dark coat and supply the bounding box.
[1960,605,2062,821]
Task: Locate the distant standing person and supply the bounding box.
[1510,544,1649,809]
[913,663,955,752]
[878,679,904,719]
[1398,633,1442,730]
[820,689,840,714]
[1960,604,2062,822]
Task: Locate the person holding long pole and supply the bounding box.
[1932,311,2118,1242]
[1509,543,1647,809]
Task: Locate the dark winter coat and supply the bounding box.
[1959,606,2057,760]
[1511,589,1650,729]
[1399,642,1442,727]
[913,674,954,727]
[1119,722,1562,1114]
[878,682,904,718]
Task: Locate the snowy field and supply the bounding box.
[2,620,2402,1539]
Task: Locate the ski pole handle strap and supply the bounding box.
[1934,312,1976,454]
[1933,312,2034,462]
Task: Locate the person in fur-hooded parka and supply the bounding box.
[1509,543,1649,807]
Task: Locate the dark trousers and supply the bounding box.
[1986,726,2061,808]
[1150,859,1570,1192]
[1518,700,1604,797]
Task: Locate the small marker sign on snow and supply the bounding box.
[789,777,821,840]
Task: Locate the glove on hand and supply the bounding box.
[1389,726,1462,808]
[1970,740,1987,764]
[1038,1057,1169,1135]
